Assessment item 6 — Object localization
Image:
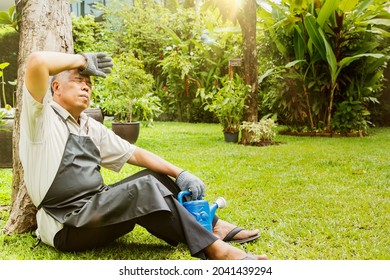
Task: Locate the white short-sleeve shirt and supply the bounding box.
[19,85,136,246]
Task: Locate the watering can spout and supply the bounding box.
[210,197,227,218]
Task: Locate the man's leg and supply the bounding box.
[53,220,136,252]
[134,194,218,259]
[53,198,217,259]
[114,169,260,243]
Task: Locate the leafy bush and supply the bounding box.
[93,53,161,126]
[72,14,104,53]
[198,74,249,133]
[240,118,278,144]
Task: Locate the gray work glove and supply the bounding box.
[79,52,113,78]
[175,170,206,200]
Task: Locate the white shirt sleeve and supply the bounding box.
[89,120,136,172]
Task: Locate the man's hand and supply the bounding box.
[79,52,113,78]
[175,170,206,200]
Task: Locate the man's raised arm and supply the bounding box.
[25,51,113,103]
[25,51,87,103]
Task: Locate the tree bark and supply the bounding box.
[3,0,73,234]
[238,0,258,145]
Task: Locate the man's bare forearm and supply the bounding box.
[25,51,86,103]
[127,147,182,179]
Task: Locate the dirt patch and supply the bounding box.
[279,131,366,137]
[242,141,285,147]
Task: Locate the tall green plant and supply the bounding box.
[94,53,161,126]
[197,74,249,133]
[304,11,386,132]
[258,0,389,133]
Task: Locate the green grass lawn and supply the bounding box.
[0,122,389,260]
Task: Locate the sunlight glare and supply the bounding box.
[234,0,244,8]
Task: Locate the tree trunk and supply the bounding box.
[237,0,258,145]
[3,0,73,234]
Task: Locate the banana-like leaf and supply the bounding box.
[285,59,306,68]
[294,23,305,60]
[259,68,277,84]
[269,26,288,55]
[304,15,326,61]
[337,53,385,75]
[339,0,359,13]
[317,0,339,27]
[362,19,390,27]
[365,56,386,73]
[319,29,337,83]
[353,0,374,17]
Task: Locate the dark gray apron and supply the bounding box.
[39,108,172,228]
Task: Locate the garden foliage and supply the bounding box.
[72,0,243,123]
[93,53,161,126]
[257,0,390,133]
[0,27,18,107]
[71,0,390,132]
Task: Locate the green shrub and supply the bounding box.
[0,27,18,107]
[94,53,161,126]
[240,118,278,144]
[72,14,105,53]
[198,74,249,133]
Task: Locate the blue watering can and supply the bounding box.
[178,191,226,232]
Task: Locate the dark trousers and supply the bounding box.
[53,169,218,259]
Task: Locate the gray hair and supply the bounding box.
[50,71,70,95]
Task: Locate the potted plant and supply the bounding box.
[198,74,250,142]
[94,53,161,144]
[84,97,104,123]
[0,61,15,168]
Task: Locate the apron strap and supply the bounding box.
[51,106,71,133]
[36,106,71,211]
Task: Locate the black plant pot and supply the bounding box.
[84,108,104,123]
[112,122,140,144]
[223,131,239,143]
[0,117,14,168]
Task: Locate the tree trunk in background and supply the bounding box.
[238,0,258,145]
[3,0,73,234]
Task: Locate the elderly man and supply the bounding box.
[20,51,267,260]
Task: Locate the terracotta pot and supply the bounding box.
[112,122,140,144]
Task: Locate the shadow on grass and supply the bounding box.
[84,240,178,260]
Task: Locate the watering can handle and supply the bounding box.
[177,191,192,204]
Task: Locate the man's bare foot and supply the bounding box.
[213,219,260,242]
[204,240,268,260]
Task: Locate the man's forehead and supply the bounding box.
[68,70,91,82]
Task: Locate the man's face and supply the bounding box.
[52,69,93,115]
